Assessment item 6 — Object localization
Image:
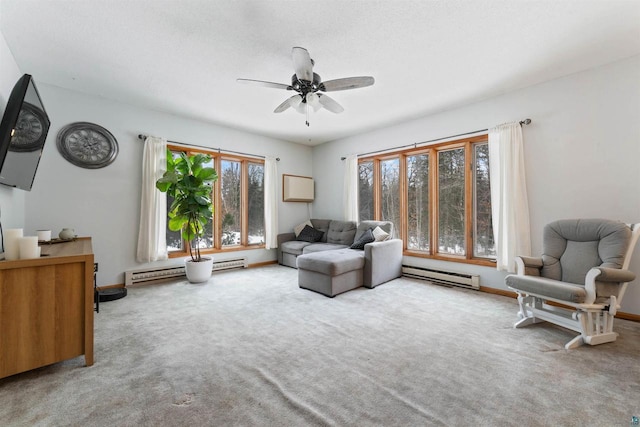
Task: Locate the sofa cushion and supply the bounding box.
[294,220,313,237]
[311,219,331,243]
[372,226,390,242]
[297,249,365,276]
[355,221,394,242]
[303,243,349,254]
[296,225,324,243]
[280,240,312,256]
[350,228,375,250]
[541,219,630,284]
[506,274,587,303]
[326,220,357,245]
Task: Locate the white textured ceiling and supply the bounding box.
[1,0,639,146]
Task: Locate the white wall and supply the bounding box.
[0,29,25,231]
[312,55,640,315]
[23,84,312,286]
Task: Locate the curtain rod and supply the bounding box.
[137,134,280,161]
[340,118,531,160]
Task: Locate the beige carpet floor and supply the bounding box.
[1,265,639,426]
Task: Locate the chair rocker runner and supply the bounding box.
[505,219,640,350]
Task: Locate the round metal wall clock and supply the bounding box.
[9,103,49,152]
[56,122,118,169]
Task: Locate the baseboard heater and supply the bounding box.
[125,257,248,286]
[402,265,480,290]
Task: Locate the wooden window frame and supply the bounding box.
[166,144,265,258]
[359,135,495,267]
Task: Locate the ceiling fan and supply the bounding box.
[237,47,374,126]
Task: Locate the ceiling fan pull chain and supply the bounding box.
[305,103,310,127]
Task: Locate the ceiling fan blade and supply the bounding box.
[237,78,291,90]
[292,47,313,82]
[317,93,344,114]
[274,95,303,113]
[319,76,375,92]
[273,99,291,113]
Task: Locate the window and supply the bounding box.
[406,153,429,251]
[380,157,400,232]
[166,145,265,256]
[437,147,466,255]
[358,135,494,265]
[166,151,184,252]
[247,162,265,245]
[358,160,374,222]
[221,159,241,247]
[473,143,495,258]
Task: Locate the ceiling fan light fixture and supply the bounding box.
[294,102,306,114]
[237,47,374,125]
[288,94,303,109]
[306,92,321,112]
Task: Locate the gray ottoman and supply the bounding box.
[297,249,365,297]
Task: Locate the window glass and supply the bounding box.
[356,136,493,263]
[473,143,495,258]
[438,148,465,255]
[221,159,241,246]
[166,150,183,252]
[381,158,400,232]
[166,194,183,252]
[200,156,214,249]
[406,153,429,250]
[165,151,214,251]
[358,161,374,221]
[164,147,265,253]
[248,162,265,245]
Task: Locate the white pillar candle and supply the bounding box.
[4,228,23,260]
[18,236,39,260]
[36,230,52,242]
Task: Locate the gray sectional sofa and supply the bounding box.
[277,219,403,296]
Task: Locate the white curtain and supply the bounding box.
[343,154,358,221]
[136,136,168,262]
[488,122,531,272]
[264,156,278,249]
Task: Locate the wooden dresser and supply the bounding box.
[0,237,94,379]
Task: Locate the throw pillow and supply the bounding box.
[350,228,375,250]
[296,225,324,243]
[372,226,390,242]
[294,220,313,237]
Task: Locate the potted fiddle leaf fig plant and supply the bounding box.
[156,150,218,283]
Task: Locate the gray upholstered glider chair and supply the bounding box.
[505,219,640,350]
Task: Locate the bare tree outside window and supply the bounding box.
[438,148,465,255]
[200,156,215,249]
[381,158,400,233]
[358,161,374,221]
[355,135,495,264]
[248,162,265,245]
[407,153,429,250]
[473,143,495,257]
[221,160,241,246]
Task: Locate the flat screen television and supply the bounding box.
[0,74,50,191]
